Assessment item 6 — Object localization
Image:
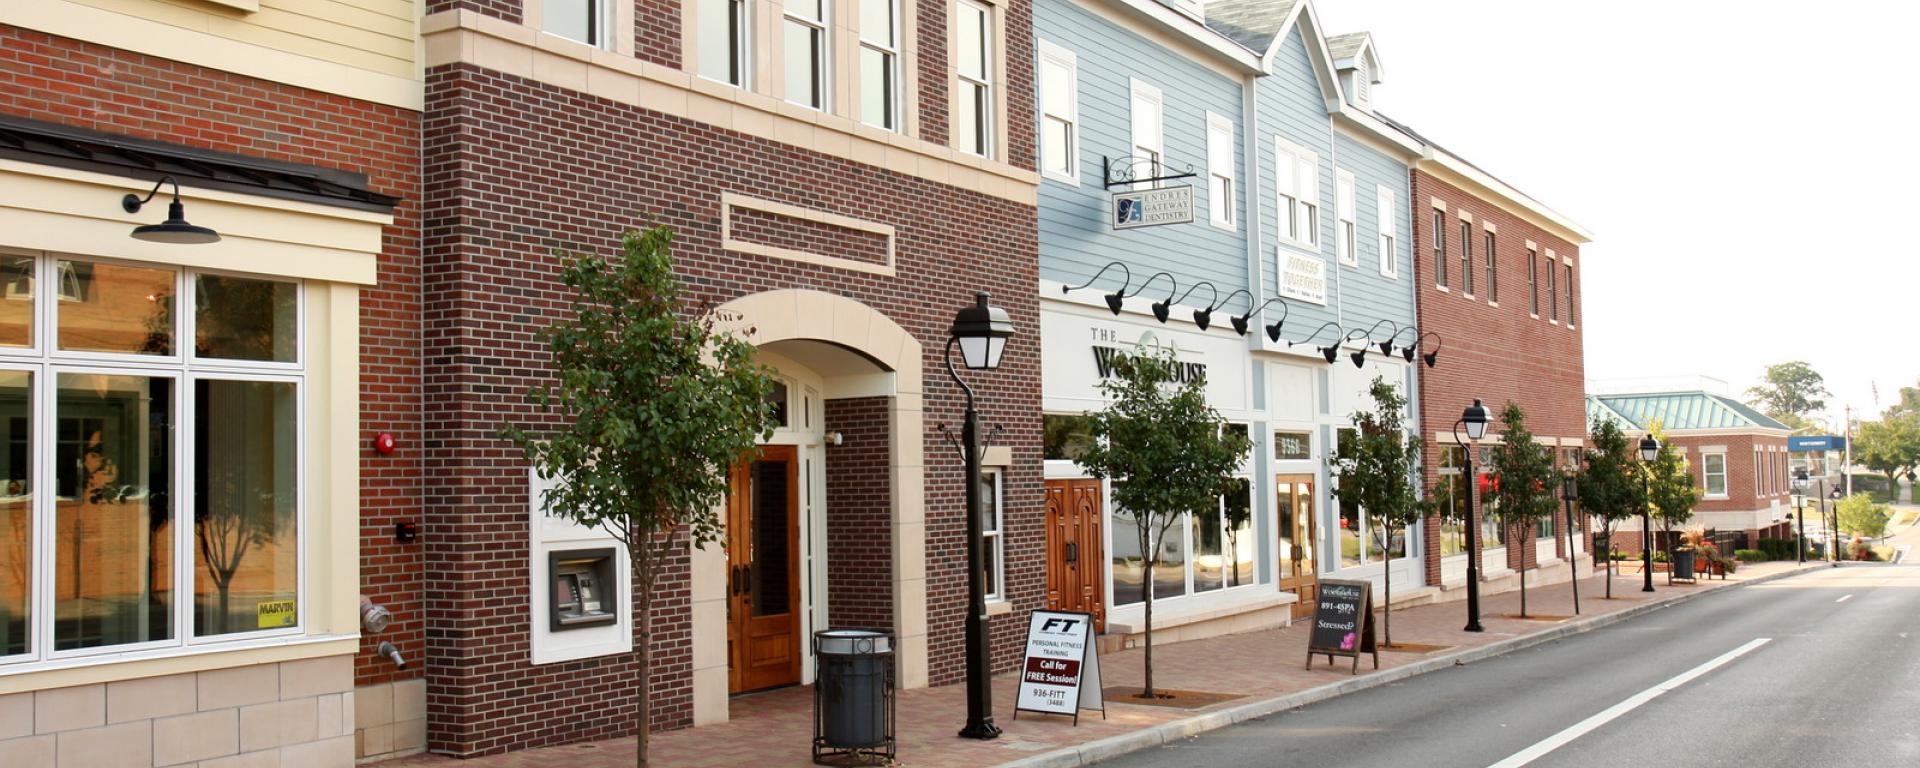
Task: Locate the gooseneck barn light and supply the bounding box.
[1170,281,1219,330]
[1232,297,1289,341]
[1062,261,1132,315]
[1289,321,1344,364]
[1125,271,1177,323]
[1359,319,1399,355]
[122,175,220,244]
[1638,434,1659,593]
[947,292,1015,740]
[1455,399,1491,632]
[1403,331,1442,368]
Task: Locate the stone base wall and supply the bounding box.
[352,679,426,762]
[0,655,355,768]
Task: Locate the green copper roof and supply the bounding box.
[1586,392,1792,432]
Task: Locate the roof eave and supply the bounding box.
[1106,0,1265,73]
[1417,148,1594,244]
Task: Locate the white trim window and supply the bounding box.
[1432,207,1447,288]
[546,0,614,48]
[858,0,901,130]
[979,468,1005,601]
[697,0,750,86]
[1564,261,1576,327]
[1036,40,1078,183]
[1375,185,1396,277]
[0,251,305,665]
[1275,139,1319,248]
[1335,170,1357,265]
[1458,217,1474,296]
[1527,246,1539,315]
[1754,447,1763,497]
[1483,229,1498,304]
[1703,452,1728,498]
[1129,79,1163,190]
[1206,112,1235,229]
[1546,251,1559,323]
[954,0,993,157]
[783,0,829,109]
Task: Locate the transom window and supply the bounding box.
[0,250,302,664]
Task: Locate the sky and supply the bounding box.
[1314,0,1920,430]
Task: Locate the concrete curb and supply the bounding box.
[996,564,1826,768]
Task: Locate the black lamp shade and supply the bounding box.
[1462,399,1489,440]
[131,199,221,244]
[1349,349,1366,368]
[1378,340,1393,355]
[1264,321,1283,343]
[1401,346,1416,363]
[1231,315,1250,335]
[1422,351,1438,368]
[1320,346,1338,364]
[1151,301,1171,323]
[1194,309,1212,331]
[951,292,1015,370]
[1639,435,1659,462]
[1103,291,1124,315]
[1561,474,1578,500]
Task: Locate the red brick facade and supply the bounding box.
[1410,169,1585,586]
[418,57,1043,756]
[0,24,427,690]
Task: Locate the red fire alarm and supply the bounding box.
[373,432,398,455]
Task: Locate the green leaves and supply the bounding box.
[500,224,778,549]
[1578,418,1645,524]
[1645,421,1699,527]
[1331,377,1431,535]
[1486,402,1557,529]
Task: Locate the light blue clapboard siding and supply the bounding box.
[1331,131,1415,333]
[1034,0,1250,302]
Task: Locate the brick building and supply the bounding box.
[1398,132,1594,597]
[0,1,421,765]
[413,0,1042,757]
[1589,391,1796,549]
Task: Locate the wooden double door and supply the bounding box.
[1043,479,1105,632]
[1275,475,1318,620]
[727,445,802,694]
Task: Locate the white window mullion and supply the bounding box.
[1207,112,1235,229]
[955,0,993,157]
[859,0,900,130]
[782,0,828,109]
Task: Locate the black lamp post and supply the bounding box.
[1561,472,1580,615]
[1825,485,1841,566]
[947,292,1013,741]
[1453,399,1490,632]
[1793,469,1809,564]
[1638,435,1659,593]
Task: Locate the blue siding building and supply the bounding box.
[1033,0,1427,643]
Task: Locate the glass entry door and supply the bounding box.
[727,445,801,694]
[1275,475,1317,619]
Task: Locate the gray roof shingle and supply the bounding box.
[1202,0,1298,53]
[1326,32,1368,62]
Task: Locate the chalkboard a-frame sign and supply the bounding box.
[1306,579,1378,674]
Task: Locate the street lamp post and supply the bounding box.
[1825,485,1841,566]
[1639,435,1659,593]
[1454,400,1491,632]
[947,293,1014,741]
[1561,473,1580,615]
[1793,469,1809,564]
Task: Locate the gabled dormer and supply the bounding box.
[1163,0,1207,21]
[1328,32,1382,111]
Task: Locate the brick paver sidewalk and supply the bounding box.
[387,561,1808,767]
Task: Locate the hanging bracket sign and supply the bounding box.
[1013,610,1106,724]
[1306,579,1378,675]
[1111,185,1194,230]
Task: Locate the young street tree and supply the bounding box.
[1645,420,1700,566]
[1485,402,1557,617]
[1077,347,1249,700]
[1836,493,1891,540]
[1854,412,1920,491]
[1744,361,1831,433]
[1578,418,1646,599]
[1330,377,1432,646]
[502,224,777,768]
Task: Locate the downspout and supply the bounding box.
[1243,72,1264,336]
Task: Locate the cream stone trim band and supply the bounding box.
[0,638,359,696]
[0,1,421,110]
[720,193,897,276]
[420,9,1039,204]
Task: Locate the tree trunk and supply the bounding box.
[1602,531,1613,600]
[633,540,654,768]
[1381,552,1392,647]
[1141,558,1155,699]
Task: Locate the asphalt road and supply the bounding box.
[1100,564,1920,768]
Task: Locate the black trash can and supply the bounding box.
[813,629,895,765]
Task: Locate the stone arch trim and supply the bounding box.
[690,290,928,726]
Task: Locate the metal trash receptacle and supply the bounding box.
[813,629,894,765]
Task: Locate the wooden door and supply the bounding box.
[1275,475,1318,620]
[727,445,802,694]
[1044,479,1105,632]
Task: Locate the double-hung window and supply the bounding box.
[1276,140,1319,247]
[1484,230,1498,303]
[1546,252,1559,322]
[1527,246,1539,314]
[783,0,828,109]
[1129,79,1162,190]
[698,0,750,86]
[1206,113,1235,228]
[954,0,993,157]
[1036,41,1078,182]
[0,251,304,663]
[1703,453,1728,498]
[1432,208,1447,288]
[546,0,614,48]
[1458,219,1474,296]
[859,0,901,129]
[979,469,1005,601]
[1335,171,1357,265]
[1376,186,1397,277]
[1564,262,1575,326]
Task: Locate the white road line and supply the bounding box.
[1836,594,1854,603]
[1484,638,1772,768]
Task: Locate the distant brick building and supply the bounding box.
[1589,391,1797,549]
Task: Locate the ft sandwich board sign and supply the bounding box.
[1306,579,1377,675]
[1013,610,1106,724]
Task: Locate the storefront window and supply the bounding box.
[1273,430,1311,460]
[1438,448,1468,557]
[1335,427,1363,567]
[1,251,303,662]
[1110,483,1144,606]
[1276,481,1312,578]
[1222,478,1254,588]
[1044,413,1094,461]
[0,255,32,347]
[1113,477,1256,606]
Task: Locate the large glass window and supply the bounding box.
[859,0,900,129]
[1,254,31,347]
[1112,477,1255,606]
[2,254,302,663]
[954,0,992,157]
[1043,413,1094,461]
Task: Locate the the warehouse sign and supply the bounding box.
[1111,185,1194,229]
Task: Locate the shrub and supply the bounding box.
[1652,550,1670,563]
[1734,549,1768,562]
[1609,549,1631,561]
